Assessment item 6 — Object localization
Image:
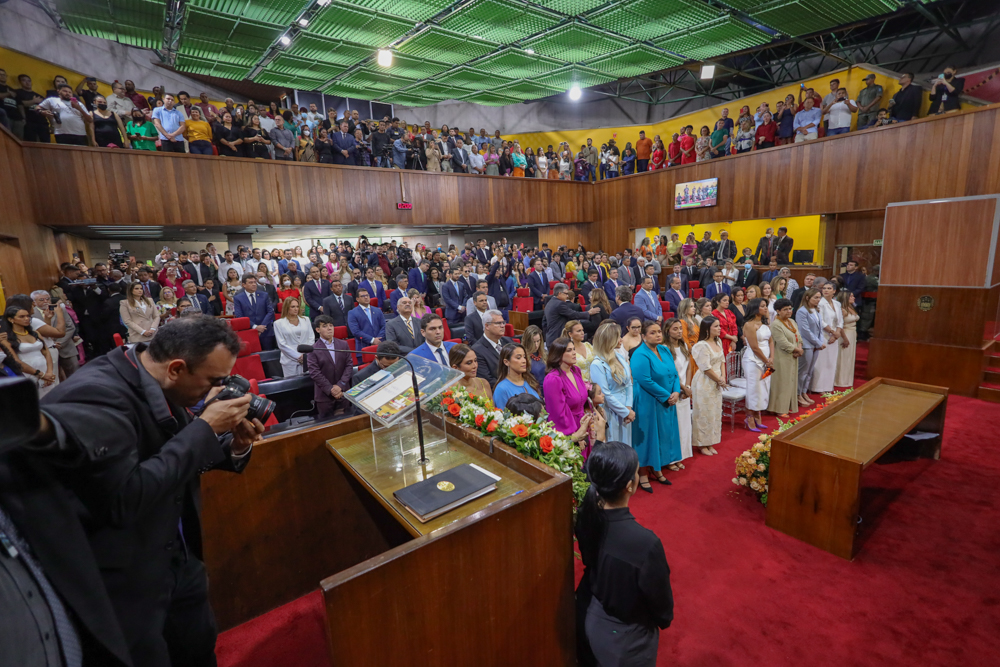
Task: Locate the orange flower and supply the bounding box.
[512,424,529,438]
[443,390,452,397]
[486,421,498,433]
[448,403,461,416]
[475,414,485,427]
[539,435,553,453]
[442,397,455,406]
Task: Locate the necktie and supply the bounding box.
[364,307,372,324]
[436,347,448,365]
[249,293,256,308]
[143,282,150,297]
[405,318,414,338]
[338,296,343,310]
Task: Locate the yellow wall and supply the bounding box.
[643,215,824,264]
[505,65,932,155]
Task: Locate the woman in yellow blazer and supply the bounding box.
[120,281,160,344]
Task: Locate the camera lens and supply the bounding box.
[248,394,276,423]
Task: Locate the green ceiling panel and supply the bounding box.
[586,0,719,42]
[655,16,771,60]
[175,55,252,80]
[375,54,454,80]
[438,0,563,44]
[268,54,349,81]
[338,66,416,92]
[255,70,326,90]
[458,90,522,107]
[533,0,609,14]
[345,0,457,22]
[529,64,615,91]
[472,48,566,78]
[395,28,499,65]
[746,0,899,37]
[308,2,412,47]
[493,79,565,101]
[58,0,165,49]
[434,66,515,91]
[187,0,302,26]
[585,44,684,78]
[182,8,279,49]
[285,35,373,66]
[393,81,463,100]
[522,22,629,62]
[321,81,369,97]
[379,91,447,107]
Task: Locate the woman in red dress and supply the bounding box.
[711,293,739,357]
[679,126,696,165]
[648,139,666,170]
[667,133,681,166]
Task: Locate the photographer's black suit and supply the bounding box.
[39,345,252,667]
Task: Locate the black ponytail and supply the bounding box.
[575,441,639,568]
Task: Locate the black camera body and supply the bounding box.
[214,375,276,422]
[109,250,130,266]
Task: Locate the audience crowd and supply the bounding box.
[1,68,963,178]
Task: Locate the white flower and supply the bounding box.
[739,478,748,486]
[750,481,761,491]
[747,457,756,466]
[757,464,766,472]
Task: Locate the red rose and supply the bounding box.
[512,424,529,438]
[442,397,455,406]
[486,421,498,432]
[443,390,452,397]
[539,435,553,453]
[448,403,461,416]
[475,414,485,427]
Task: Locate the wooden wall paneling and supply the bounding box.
[538,223,596,251]
[867,339,985,396]
[835,211,885,246]
[875,285,989,348]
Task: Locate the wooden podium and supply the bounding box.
[766,378,947,560]
[868,195,1000,395]
[200,415,575,665]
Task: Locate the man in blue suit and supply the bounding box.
[389,273,409,315]
[407,259,430,296]
[302,266,331,323]
[181,280,211,315]
[635,276,662,323]
[580,269,603,305]
[610,284,646,335]
[603,266,623,303]
[233,274,276,349]
[331,120,356,165]
[642,264,659,295]
[704,270,732,301]
[441,271,468,323]
[664,276,686,313]
[359,267,386,310]
[527,259,549,310]
[408,313,456,365]
[346,287,386,351]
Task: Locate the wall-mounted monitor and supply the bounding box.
[674,178,718,210]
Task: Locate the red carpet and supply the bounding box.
[218,343,1000,666]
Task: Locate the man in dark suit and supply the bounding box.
[254,270,279,307]
[331,120,356,165]
[37,317,261,667]
[698,258,718,288]
[642,264,660,295]
[754,228,779,264]
[840,260,866,307]
[697,231,716,259]
[464,292,490,343]
[471,309,512,386]
[451,138,470,173]
[705,270,732,300]
[580,269,603,305]
[474,239,491,265]
[359,267,387,310]
[775,226,794,264]
[321,277,354,331]
[189,253,217,290]
[182,280,211,315]
[407,260,429,295]
[790,273,816,312]
[385,296,424,353]
[459,262,478,296]
[233,274,275,349]
[303,266,331,324]
[733,260,760,289]
[441,271,468,323]
[528,259,549,310]
[389,273,409,315]
[307,316,354,418]
[713,230,737,263]
[543,284,599,346]
[610,284,645,334]
[603,266,622,303]
[681,255,700,285]
[346,287,386,350]
[664,276,685,312]
[136,265,162,300]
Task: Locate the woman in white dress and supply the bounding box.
[741,298,772,431]
[665,318,692,465]
[564,320,595,382]
[722,260,738,289]
[809,282,843,393]
[834,291,859,388]
[691,316,727,455]
[2,306,57,398]
[535,147,547,179]
[273,297,315,377]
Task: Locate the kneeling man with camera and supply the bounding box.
[36,315,266,667]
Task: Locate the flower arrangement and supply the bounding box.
[733,389,853,506]
[430,387,590,505]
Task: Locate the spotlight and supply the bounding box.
[700,64,715,80]
[318,0,331,5]
[569,85,581,101]
[377,49,393,67]
[525,48,534,54]
[279,34,291,46]
[298,18,309,27]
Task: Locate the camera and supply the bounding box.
[109,250,130,266]
[213,375,276,422]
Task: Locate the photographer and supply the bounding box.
[392,133,410,169]
[370,121,392,168]
[35,316,264,667]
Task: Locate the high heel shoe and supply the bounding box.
[653,474,672,485]
[638,480,653,493]
[744,417,761,432]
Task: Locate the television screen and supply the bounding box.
[674,178,718,210]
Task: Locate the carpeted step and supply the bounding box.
[985,369,1000,384]
[978,384,1000,403]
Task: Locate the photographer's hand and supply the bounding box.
[231,417,265,456]
[199,388,251,435]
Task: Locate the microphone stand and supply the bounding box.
[298,344,429,464]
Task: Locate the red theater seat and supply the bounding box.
[504,324,514,338]
[334,326,348,340]
[689,281,700,290]
[237,329,261,356]
[516,288,529,297]
[513,297,533,313]
[232,354,266,382]
[113,333,124,348]
[229,317,251,331]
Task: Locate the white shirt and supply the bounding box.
[38,97,90,136]
[827,99,856,130]
[107,93,135,117]
[469,152,485,172]
[426,341,448,364]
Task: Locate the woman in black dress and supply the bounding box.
[213,110,243,157]
[241,113,271,159]
[91,95,128,148]
[498,146,514,176]
[728,286,748,353]
[314,127,334,164]
[576,441,673,667]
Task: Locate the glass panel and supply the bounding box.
[788,384,943,464]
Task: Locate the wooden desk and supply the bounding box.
[509,309,529,334]
[766,378,947,560]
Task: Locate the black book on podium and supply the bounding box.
[393,463,499,523]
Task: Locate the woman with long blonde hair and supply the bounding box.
[563,320,595,382]
[589,320,634,446]
[120,281,160,344]
[274,296,314,377]
[678,298,699,349]
[156,287,179,322]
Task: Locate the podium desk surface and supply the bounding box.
[787,384,945,466]
[327,427,535,537]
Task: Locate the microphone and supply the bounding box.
[297,342,431,463]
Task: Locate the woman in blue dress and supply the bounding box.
[493,343,541,410]
[629,319,682,493]
[589,321,634,447]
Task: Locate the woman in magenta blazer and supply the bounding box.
[543,337,589,437]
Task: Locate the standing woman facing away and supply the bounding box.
[589,321,635,449]
[576,441,674,667]
[690,316,727,455]
[664,318,693,464]
[629,319,683,490]
[768,298,802,415]
[741,298,772,431]
[678,298,700,350]
[834,291,859,388]
[809,282,843,393]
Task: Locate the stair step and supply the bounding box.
[986,370,1000,384]
[978,385,1000,403]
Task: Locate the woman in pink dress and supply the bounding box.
[543,337,589,437]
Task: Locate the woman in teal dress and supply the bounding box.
[629,319,682,493]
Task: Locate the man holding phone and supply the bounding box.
[37,84,92,146]
[75,75,100,110]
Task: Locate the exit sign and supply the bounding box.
[397,202,413,210]
[873,239,883,246]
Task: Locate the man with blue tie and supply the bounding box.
[332,120,356,165]
[182,280,211,314]
[580,269,603,305]
[390,274,409,315]
[359,267,386,310]
[603,267,621,303]
[664,276,686,313]
[705,269,732,300]
[441,271,468,323]
[635,276,662,323]
[233,274,276,349]
[527,259,548,310]
[346,288,386,352]
[642,264,660,295]
[408,314,456,365]
[407,260,430,296]
[303,266,331,324]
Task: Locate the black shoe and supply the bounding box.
[639,481,653,493]
[653,475,672,486]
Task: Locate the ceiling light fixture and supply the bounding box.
[700,64,715,79]
[525,48,534,54]
[377,49,393,67]
[279,34,291,46]
[317,0,331,5]
[298,18,309,27]
[569,85,582,101]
